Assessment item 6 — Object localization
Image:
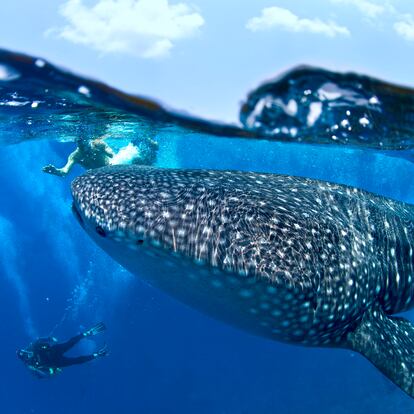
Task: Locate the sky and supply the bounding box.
[1,0,414,122]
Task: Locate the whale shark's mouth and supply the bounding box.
[71,202,84,228]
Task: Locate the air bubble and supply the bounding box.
[78,85,91,96]
[35,59,46,68]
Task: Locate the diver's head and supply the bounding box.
[16,348,33,363]
[75,137,92,152]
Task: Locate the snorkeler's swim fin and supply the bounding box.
[83,322,106,337]
[347,306,414,398]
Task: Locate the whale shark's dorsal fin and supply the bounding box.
[347,306,414,397]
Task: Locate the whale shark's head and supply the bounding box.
[71,165,186,248]
[71,165,243,269]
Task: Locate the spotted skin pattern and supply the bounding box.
[72,166,414,397]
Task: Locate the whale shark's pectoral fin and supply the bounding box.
[347,306,414,398]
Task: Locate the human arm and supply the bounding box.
[42,149,78,177]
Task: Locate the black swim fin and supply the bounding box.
[347,305,414,398]
[83,322,106,337]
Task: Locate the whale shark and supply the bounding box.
[72,165,414,397]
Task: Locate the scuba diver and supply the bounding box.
[42,133,159,177]
[17,322,108,378]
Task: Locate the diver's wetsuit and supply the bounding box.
[32,335,95,368]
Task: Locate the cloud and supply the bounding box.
[53,0,205,58]
[326,1,414,44]
[394,16,414,41]
[246,6,350,37]
[330,0,390,19]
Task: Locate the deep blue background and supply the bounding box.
[2,138,414,414]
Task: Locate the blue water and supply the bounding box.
[2,49,414,413]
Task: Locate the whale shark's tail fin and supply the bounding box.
[347,306,414,398]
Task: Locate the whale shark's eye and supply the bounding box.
[95,226,106,237]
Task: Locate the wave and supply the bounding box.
[0,49,414,162]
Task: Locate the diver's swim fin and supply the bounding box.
[93,343,109,359]
[347,305,414,398]
[83,322,106,337]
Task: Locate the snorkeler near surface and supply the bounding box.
[42,134,158,177]
[17,322,108,378]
